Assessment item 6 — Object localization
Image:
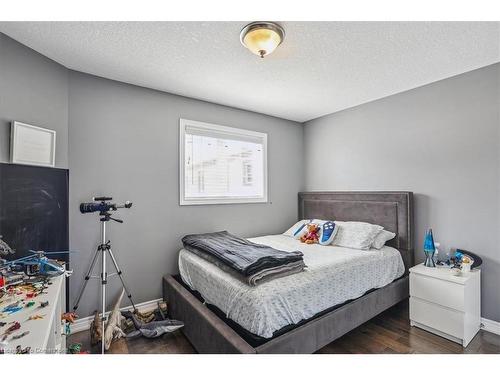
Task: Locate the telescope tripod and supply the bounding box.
[72,212,136,354]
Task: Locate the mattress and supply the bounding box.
[178,234,405,338]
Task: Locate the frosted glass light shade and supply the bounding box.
[240,22,285,58]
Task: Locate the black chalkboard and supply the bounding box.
[0,162,69,264]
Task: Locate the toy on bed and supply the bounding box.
[292,220,338,245]
[318,221,338,245]
[300,223,320,244]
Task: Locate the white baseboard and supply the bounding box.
[71,302,500,337]
[481,317,500,336]
[71,298,162,334]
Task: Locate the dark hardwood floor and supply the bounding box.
[68,299,500,354]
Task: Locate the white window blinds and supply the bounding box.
[180,119,268,205]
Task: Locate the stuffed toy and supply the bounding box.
[300,223,320,244]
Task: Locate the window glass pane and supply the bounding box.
[184,132,264,200]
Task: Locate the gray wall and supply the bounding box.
[304,63,500,321]
[2,31,499,322]
[68,71,304,316]
[0,33,68,168]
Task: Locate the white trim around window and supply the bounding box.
[179,118,268,205]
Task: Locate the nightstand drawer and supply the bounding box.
[410,272,464,311]
[410,297,464,339]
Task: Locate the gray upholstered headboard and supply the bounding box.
[298,191,414,271]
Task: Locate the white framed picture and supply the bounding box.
[10,121,56,167]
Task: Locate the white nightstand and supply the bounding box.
[409,263,481,347]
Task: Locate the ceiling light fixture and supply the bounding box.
[240,22,285,58]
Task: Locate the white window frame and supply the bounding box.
[179,118,268,206]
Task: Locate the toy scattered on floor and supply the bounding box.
[157,301,168,320]
[300,223,320,244]
[103,289,126,351]
[62,312,78,336]
[121,300,169,330]
[40,301,49,308]
[67,342,89,354]
[131,302,168,324]
[68,342,82,354]
[65,322,71,336]
[86,297,173,349]
[134,309,156,323]
[90,310,103,346]
[122,310,184,339]
[25,301,35,308]
[62,312,78,324]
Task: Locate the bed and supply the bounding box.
[163,191,414,353]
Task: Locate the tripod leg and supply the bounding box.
[107,248,137,311]
[101,244,107,354]
[72,246,100,311]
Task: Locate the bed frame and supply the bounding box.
[163,191,414,353]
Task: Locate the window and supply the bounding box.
[179,119,268,205]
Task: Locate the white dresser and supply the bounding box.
[409,263,481,347]
[0,274,66,354]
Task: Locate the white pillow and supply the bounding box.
[284,220,308,238]
[332,221,384,250]
[371,230,396,250]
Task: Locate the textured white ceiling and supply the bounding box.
[0,22,498,122]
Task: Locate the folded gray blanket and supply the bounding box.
[181,231,304,277]
[184,245,306,286]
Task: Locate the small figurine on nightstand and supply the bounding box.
[449,249,482,276]
[461,255,473,273]
[423,229,436,267]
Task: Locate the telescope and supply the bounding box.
[74,195,136,354]
[79,196,132,214]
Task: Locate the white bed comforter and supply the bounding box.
[178,234,404,338]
